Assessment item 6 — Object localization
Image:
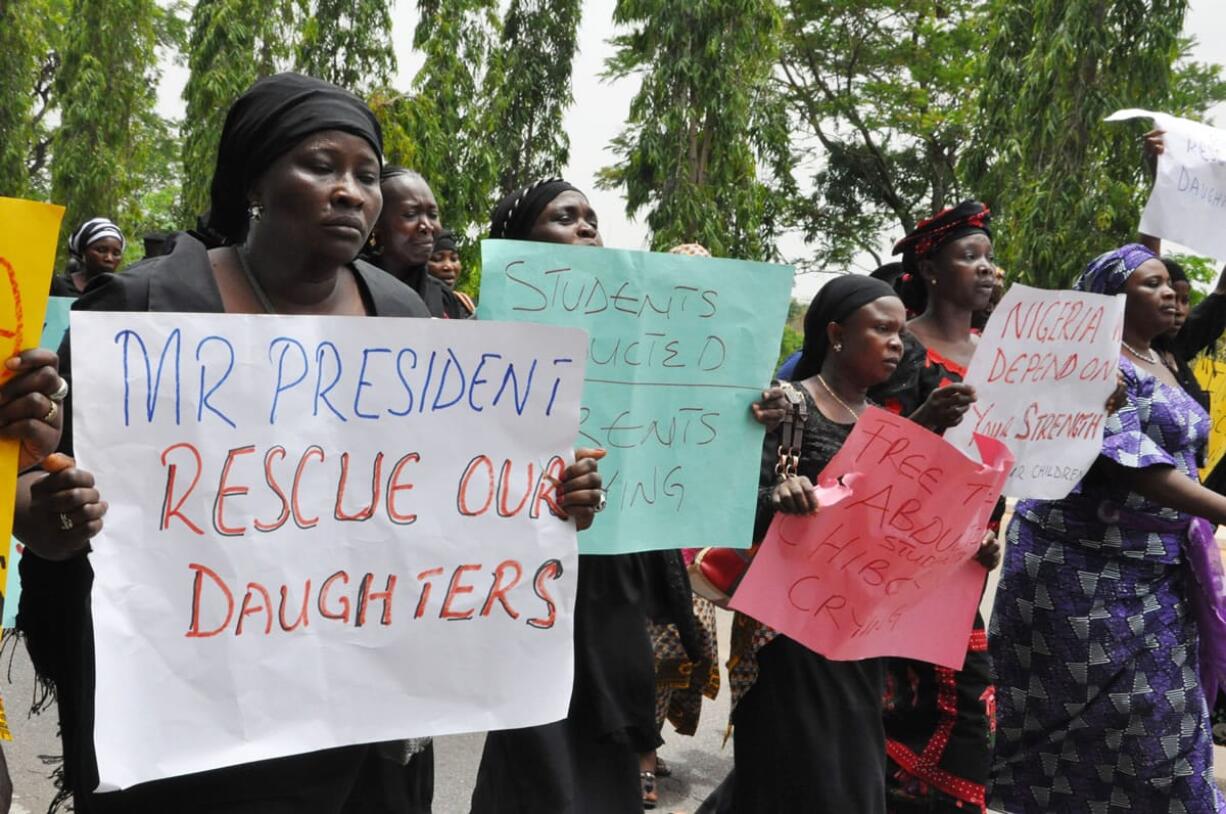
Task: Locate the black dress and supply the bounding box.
[470,551,657,814]
[48,273,81,298]
[18,236,434,814]
[701,390,886,814]
[1166,292,1226,490]
[868,334,995,813]
[384,263,471,320]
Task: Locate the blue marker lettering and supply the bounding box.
[268,337,308,424]
[195,335,236,428]
[313,341,347,421]
[353,347,391,420]
[389,348,418,417]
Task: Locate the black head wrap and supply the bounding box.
[869,261,904,288]
[206,72,384,244]
[792,274,899,381]
[894,200,992,315]
[433,229,458,254]
[489,178,580,240]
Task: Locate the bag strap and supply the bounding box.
[773,380,808,482]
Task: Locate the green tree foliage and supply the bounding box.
[295,0,396,93]
[964,1,1226,288]
[180,0,293,221]
[598,0,794,261]
[775,0,983,270]
[0,0,69,198]
[777,296,807,368]
[372,0,501,295]
[123,108,185,263]
[778,324,804,369]
[51,0,173,255]
[482,0,581,196]
[0,0,43,196]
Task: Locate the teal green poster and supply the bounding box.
[479,241,794,555]
[3,296,71,627]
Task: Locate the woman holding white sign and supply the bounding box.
[869,200,1001,814]
[989,244,1226,812]
[12,74,605,814]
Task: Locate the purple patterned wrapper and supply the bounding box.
[1185,518,1226,703]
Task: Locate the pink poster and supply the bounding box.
[730,407,1013,669]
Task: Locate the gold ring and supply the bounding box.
[43,401,57,424]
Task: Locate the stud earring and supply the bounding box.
[248,202,264,222]
[833,343,843,353]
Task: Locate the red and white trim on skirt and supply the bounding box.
[885,630,991,811]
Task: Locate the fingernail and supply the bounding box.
[4,357,20,371]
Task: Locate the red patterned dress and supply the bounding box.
[869,333,995,814]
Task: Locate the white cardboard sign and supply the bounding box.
[1107,108,1226,260]
[71,311,587,790]
[945,285,1124,499]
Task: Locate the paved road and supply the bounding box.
[0,613,737,814]
[4,575,1225,814]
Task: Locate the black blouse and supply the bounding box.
[753,386,852,542]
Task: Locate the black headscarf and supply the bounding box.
[206,72,384,244]
[1161,256,1188,285]
[869,261,904,288]
[433,229,458,254]
[489,178,580,240]
[792,274,899,381]
[893,200,992,315]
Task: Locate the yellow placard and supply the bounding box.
[1195,356,1226,479]
[0,198,65,640]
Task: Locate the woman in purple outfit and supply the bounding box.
[989,243,1226,813]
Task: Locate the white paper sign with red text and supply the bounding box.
[945,284,1124,499]
[71,311,587,790]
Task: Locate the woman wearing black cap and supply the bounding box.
[868,200,1000,814]
[700,273,906,813]
[365,167,471,319]
[13,75,602,814]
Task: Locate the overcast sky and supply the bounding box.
[157,2,1226,299]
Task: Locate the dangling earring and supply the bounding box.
[366,232,382,256]
[248,201,264,223]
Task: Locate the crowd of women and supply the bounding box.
[8,70,1226,814]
